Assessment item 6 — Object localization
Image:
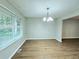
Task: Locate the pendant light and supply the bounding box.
[43,8,54,22]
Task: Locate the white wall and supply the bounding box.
[24,18,56,39]
[55,19,63,42]
[0,0,26,59]
[63,19,79,38]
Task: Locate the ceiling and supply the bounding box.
[7,0,79,19]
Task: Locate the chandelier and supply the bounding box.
[43,8,54,22]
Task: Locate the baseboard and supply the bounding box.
[63,37,79,39]
[9,39,26,59]
[27,38,56,40]
[56,39,62,43]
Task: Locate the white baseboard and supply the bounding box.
[26,38,62,43]
[56,39,62,42]
[63,37,79,39]
[27,38,56,40]
[9,39,26,59]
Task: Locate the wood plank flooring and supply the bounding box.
[12,39,79,59]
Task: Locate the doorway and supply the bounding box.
[62,16,79,40]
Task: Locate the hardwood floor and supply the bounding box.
[12,39,79,59]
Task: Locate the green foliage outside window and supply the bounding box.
[0,28,12,36]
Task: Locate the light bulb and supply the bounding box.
[43,17,46,22]
[47,17,54,22]
[48,17,54,21]
[47,17,50,22]
[43,17,54,22]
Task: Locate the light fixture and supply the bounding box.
[43,8,54,22]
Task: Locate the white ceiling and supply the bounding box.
[7,0,79,19]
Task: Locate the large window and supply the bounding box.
[0,5,22,49]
